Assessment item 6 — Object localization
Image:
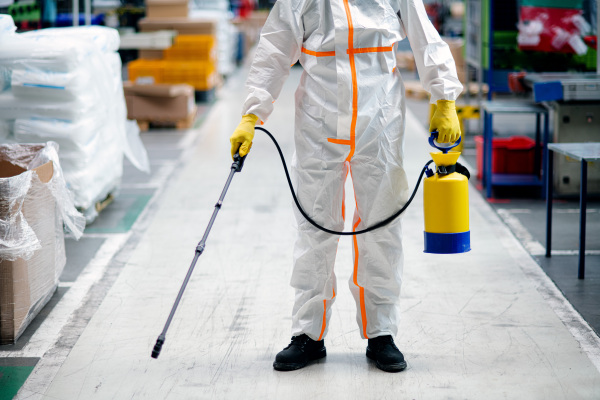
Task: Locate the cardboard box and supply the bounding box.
[0,157,58,344]
[139,17,218,36]
[145,0,189,19]
[123,82,196,121]
[139,49,164,59]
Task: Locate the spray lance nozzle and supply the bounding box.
[428,130,461,154]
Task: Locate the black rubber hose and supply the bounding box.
[255,126,434,236]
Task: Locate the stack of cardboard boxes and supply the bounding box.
[123,0,224,125]
[124,0,222,119]
[137,0,218,70]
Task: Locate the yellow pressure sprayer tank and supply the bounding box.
[423,134,470,254]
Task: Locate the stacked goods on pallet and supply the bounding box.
[0,142,85,344]
[138,7,238,77]
[0,16,149,222]
[128,35,219,94]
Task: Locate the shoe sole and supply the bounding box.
[273,348,327,371]
[366,348,407,373]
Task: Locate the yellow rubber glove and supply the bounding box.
[230,114,259,159]
[429,100,461,143]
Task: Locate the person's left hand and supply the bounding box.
[429,100,461,143]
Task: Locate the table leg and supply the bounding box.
[546,150,553,258]
[578,160,588,280]
[541,112,549,200]
[534,113,541,179]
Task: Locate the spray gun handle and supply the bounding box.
[429,131,461,154]
[232,151,247,172]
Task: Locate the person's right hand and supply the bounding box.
[429,100,461,143]
[230,114,259,160]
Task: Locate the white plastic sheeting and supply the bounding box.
[0,142,84,262]
[0,14,16,38]
[0,16,150,222]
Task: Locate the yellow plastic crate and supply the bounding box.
[127,59,165,84]
[163,35,217,62]
[162,61,217,90]
[174,35,215,50]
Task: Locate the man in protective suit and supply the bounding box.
[230,0,462,372]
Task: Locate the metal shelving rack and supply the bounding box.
[465,0,486,106]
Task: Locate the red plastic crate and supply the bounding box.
[474,135,541,180]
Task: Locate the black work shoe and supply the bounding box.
[366,335,407,372]
[273,334,326,371]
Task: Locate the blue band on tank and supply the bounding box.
[424,231,471,254]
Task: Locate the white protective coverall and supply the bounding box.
[243,0,463,340]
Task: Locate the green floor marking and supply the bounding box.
[85,194,153,234]
[112,194,152,233]
[0,366,35,400]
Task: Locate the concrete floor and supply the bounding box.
[2,63,600,399]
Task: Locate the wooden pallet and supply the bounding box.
[136,106,198,132]
[404,81,429,100]
[76,190,117,223]
[95,192,115,214]
[404,81,490,101]
[464,82,490,96]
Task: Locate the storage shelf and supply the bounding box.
[490,173,543,186]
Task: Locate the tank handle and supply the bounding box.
[429,131,461,154]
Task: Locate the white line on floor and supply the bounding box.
[497,209,600,256]
[556,208,598,214]
[2,234,130,358]
[544,249,600,256]
[497,209,547,255]
[501,209,532,213]
[507,208,598,214]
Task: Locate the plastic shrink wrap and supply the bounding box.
[0,142,84,344]
[0,17,150,222]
